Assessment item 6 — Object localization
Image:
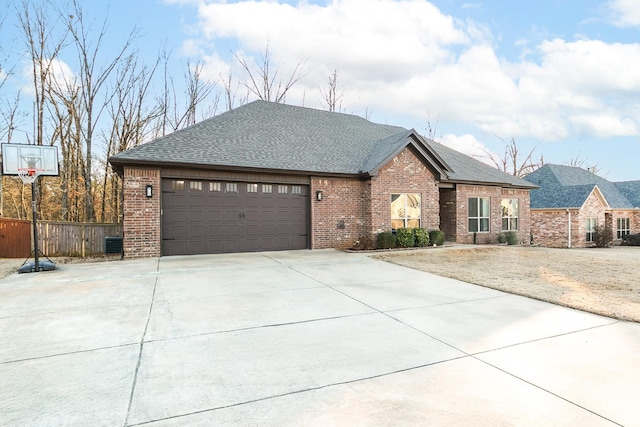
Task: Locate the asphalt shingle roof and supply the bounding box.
[110,100,536,188]
[524,164,636,209]
[615,181,640,208]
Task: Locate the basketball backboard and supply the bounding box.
[1,143,59,176]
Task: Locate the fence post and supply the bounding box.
[81,223,86,258]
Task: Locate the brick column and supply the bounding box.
[122,167,161,258]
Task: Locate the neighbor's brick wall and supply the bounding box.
[369,147,440,234]
[123,167,161,258]
[577,192,607,247]
[449,185,532,245]
[310,178,369,249]
[531,209,578,248]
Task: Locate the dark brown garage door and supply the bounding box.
[161,179,309,256]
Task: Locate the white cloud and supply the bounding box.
[183,0,640,142]
[20,57,76,97]
[608,0,640,27]
[439,133,494,163]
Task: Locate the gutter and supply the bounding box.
[566,209,572,249]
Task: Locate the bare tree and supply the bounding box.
[65,0,138,221]
[320,69,342,112]
[565,156,601,176]
[484,137,543,178]
[154,57,219,137]
[235,41,307,103]
[423,112,440,141]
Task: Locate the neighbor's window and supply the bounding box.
[210,182,222,192]
[617,218,630,239]
[247,183,258,193]
[501,199,519,231]
[171,180,185,191]
[391,193,421,229]
[262,184,272,193]
[278,185,288,194]
[189,181,202,191]
[291,185,302,194]
[225,183,238,193]
[585,217,597,242]
[468,197,490,232]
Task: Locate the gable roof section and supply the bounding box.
[428,141,537,188]
[524,164,634,209]
[110,100,534,188]
[615,181,640,208]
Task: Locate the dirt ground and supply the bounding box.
[375,245,640,323]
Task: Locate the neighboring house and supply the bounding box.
[109,101,537,258]
[524,164,640,248]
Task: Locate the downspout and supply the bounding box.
[566,209,572,249]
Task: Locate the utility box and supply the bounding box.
[105,236,123,254]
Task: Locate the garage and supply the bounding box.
[161,178,309,256]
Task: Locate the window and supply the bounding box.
[278,185,288,194]
[468,197,490,232]
[189,181,202,191]
[171,180,185,191]
[585,218,597,242]
[247,183,258,193]
[617,218,630,239]
[210,182,222,192]
[501,199,519,231]
[262,184,272,193]
[391,193,421,229]
[291,185,302,194]
[225,183,238,193]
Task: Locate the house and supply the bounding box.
[109,101,537,258]
[523,164,640,248]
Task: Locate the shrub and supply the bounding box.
[428,230,445,246]
[414,228,430,247]
[497,233,507,244]
[376,232,397,249]
[593,224,613,248]
[396,228,415,248]
[505,231,518,245]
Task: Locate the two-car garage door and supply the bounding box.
[161,178,309,256]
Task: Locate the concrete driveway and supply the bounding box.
[1,249,638,426]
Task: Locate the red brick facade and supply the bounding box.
[121,148,534,257]
[310,147,441,249]
[439,184,532,245]
[122,167,161,258]
[531,189,607,248]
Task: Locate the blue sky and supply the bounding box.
[3,0,640,181]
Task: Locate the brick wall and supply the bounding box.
[310,147,441,249]
[531,190,607,248]
[310,178,369,249]
[370,147,440,234]
[123,167,161,258]
[531,209,577,248]
[444,185,532,245]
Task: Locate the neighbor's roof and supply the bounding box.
[615,180,640,208]
[524,164,635,209]
[110,100,535,188]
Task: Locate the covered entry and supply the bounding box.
[161,178,309,255]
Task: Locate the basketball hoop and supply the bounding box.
[17,168,42,185]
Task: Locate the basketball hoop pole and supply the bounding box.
[31,179,40,271]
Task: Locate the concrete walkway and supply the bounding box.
[0,250,638,426]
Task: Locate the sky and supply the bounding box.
[4,0,640,181]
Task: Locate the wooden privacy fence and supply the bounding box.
[0,218,32,258]
[0,218,122,258]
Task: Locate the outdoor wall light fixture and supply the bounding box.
[145,185,153,198]
[316,191,323,201]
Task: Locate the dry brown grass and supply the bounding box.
[375,245,640,322]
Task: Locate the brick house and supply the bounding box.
[109,101,537,258]
[524,164,640,248]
